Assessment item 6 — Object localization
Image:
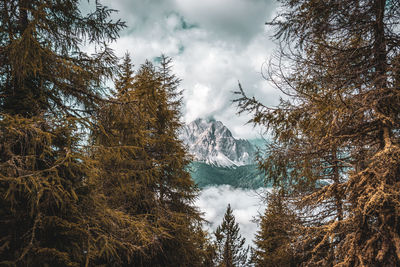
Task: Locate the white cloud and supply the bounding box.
[196,185,269,247]
[84,0,281,139]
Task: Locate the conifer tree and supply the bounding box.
[236,0,400,265]
[93,54,210,266]
[238,76,348,265]
[133,56,207,267]
[214,204,249,267]
[251,189,297,267]
[0,0,124,265]
[0,0,124,117]
[90,53,165,265]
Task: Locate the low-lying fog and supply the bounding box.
[196,185,269,247]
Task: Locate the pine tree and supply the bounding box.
[90,53,166,265]
[237,76,347,265]
[93,54,158,216]
[236,0,400,265]
[134,56,207,267]
[0,0,124,117]
[251,190,297,267]
[0,0,124,265]
[214,204,249,267]
[92,54,210,266]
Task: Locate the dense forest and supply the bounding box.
[1,0,400,266]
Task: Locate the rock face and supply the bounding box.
[180,118,255,167]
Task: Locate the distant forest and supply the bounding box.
[1,0,400,266]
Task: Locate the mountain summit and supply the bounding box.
[180,118,255,167]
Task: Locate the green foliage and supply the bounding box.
[214,204,249,267]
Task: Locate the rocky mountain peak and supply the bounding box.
[180,118,255,167]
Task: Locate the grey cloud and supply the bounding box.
[98,0,276,44]
[85,0,281,139]
[174,0,277,45]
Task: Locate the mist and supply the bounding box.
[196,185,269,247]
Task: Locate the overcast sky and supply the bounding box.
[79,0,279,245]
[83,0,280,139]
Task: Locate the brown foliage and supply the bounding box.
[236,0,400,266]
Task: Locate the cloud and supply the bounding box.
[83,0,281,139]
[174,0,277,44]
[195,185,269,247]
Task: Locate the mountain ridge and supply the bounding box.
[180,118,256,167]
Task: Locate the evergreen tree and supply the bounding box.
[236,0,400,265]
[214,204,249,267]
[0,0,124,117]
[0,0,124,265]
[237,76,347,265]
[90,53,165,265]
[93,54,210,266]
[251,190,297,267]
[134,56,207,267]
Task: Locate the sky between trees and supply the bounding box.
[80,0,280,139]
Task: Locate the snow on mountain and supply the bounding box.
[180,118,256,167]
